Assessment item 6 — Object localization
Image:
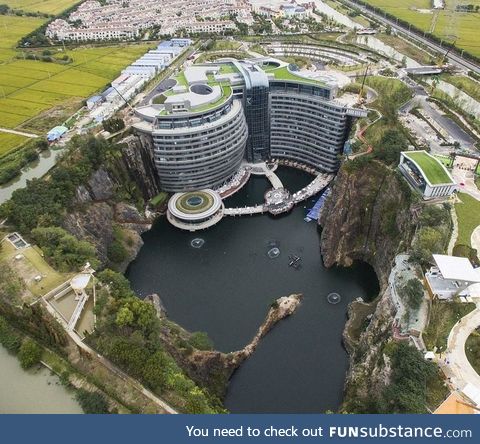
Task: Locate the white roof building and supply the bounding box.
[425,254,480,300]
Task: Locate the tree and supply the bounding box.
[402,279,424,309]
[380,343,436,413]
[115,297,157,333]
[373,129,408,165]
[31,226,99,272]
[419,205,448,228]
[107,240,128,264]
[102,117,125,134]
[18,339,42,369]
[97,269,134,299]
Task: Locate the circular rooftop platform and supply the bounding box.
[168,189,223,223]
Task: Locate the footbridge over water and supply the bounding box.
[224,169,334,217]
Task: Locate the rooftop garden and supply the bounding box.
[404,151,453,185]
[159,84,232,116]
[219,63,239,75]
[267,65,327,87]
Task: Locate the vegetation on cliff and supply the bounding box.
[0,135,223,413]
[321,158,414,287]
[90,269,224,413]
[322,124,452,413]
[345,342,439,414]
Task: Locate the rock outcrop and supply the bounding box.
[62,137,161,271]
[320,160,414,289]
[152,294,303,399]
[319,159,416,412]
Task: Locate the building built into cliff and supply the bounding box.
[133,58,366,192]
[399,150,457,199]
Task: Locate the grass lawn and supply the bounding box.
[219,63,240,74]
[404,151,453,184]
[210,40,242,51]
[465,331,480,376]
[433,154,453,168]
[440,74,480,103]
[150,192,168,206]
[0,238,70,302]
[455,192,480,246]
[270,65,326,86]
[423,300,476,351]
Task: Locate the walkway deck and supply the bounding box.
[292,173,334,204]
[223,205,265,216]
[223,173,334,217]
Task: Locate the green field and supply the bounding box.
[404,151,453,184]
[0,42,152,143]
[358,0,480,58]
[3,0,79,15]
[0,14,45,62]
[0,132,29,157]
[455,192,480,246]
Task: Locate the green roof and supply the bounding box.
[219,63,240,74]
[268,65,327,87]
[404,151,453,185]
[193,85,232,113]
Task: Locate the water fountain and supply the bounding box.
[327,292,341,305]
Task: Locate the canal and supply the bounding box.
[126,167,379,413]
[0,345,82,414]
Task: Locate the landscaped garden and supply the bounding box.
[455,192,480,246]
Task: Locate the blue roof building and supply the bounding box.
[47,126,68,142]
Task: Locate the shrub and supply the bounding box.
[401,279,424,309]
[18,338,42,369]
[189,332,213,351]
[107,240,128,264]
[75,389,109,414]
[0,316,22,353]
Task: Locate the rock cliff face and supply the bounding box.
[63,136,160,271]
[320,160,413,289]
[152,294,303,399]
[319,159,415,412]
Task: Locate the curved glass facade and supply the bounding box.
[147,100,248,192]
[269,81,350,172]
[134,61,364,191]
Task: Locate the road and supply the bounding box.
[340,0,480,74]
[0,127,39,138]
[400,76,476,151]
